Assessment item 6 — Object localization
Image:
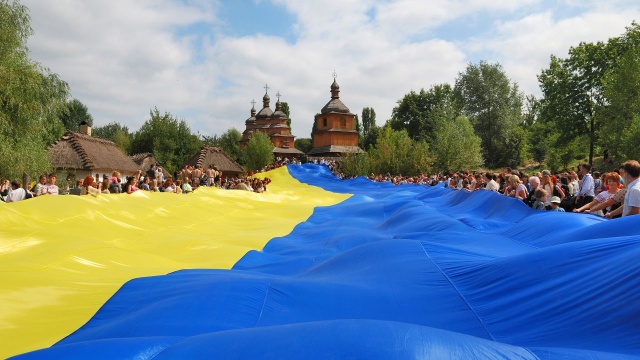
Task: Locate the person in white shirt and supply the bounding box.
[569,171,580,196]
[575,164,594,207]
[621,160,640,217]
[484,172,499,192]
[32,175,47,196]
[41,174,59,195]
[4,181,27,202]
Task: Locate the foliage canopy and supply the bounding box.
[0,0,69,180]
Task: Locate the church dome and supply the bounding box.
[272,100,287,119]
[321,76,350,114]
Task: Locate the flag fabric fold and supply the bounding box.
[5,164,640,359]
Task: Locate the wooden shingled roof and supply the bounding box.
[184,146,244,175]
[48,131,140,174]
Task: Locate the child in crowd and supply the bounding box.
[549,196,565,212]
[532,188,547,210]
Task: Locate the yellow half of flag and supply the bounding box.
[0,167,349,358]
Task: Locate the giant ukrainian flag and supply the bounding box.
[3,164,640,359]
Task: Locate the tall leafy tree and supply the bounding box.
[0,0,69,180]
[538,42,610,166]
[294,138,313,153]
[361,125,381,151]
[130,108,201,174]
[60,98,93,131]
[454,62,525,168]
[600,23,640,160]
[431,115,483,172]
[537,23,640,165]
[281,102,292,128]
[218,128,242,160]
[242,131,274,172]
[340,152,370,178]
[92,122,132,154]
[389,84,457,144]
[201,134,220,147]
[310,115,318,142]
[361,107,376,139]
[368,126,431,176]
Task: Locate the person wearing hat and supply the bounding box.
[549,196,565,212]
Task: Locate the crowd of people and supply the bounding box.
[331,160,640,218]
[0,163,274,202]
[3,156,639,219]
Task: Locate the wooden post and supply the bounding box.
[22,172,29,191]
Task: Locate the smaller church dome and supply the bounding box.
[272,100,287,119]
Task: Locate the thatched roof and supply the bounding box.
[184,147,244,175]
[130,153,171,178]
[48,131,140,174]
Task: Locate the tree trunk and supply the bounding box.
[589,115,594,166]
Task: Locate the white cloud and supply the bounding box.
[477,7,640,97]
[20,0,640,141]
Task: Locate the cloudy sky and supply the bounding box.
[22,0,640,139]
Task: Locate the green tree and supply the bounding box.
[546,134,589,172]
[60,98,93,131]
[368,127,431,176]
[527,120,554,164]
[618,116,640,160]
[130,108,201,174]
[454,62,525,168]
[361,107,376,139]
[310,115,318,141]
[431,115,483,172]
[538,42,608,163]
[242,131,274,172]
[281,102,292,128]
[201,134,220,147]
[340,153,370,178]
[92,122,132,154]
[600,26,640,160]
[218,128,242,160]
[389,85,457,144]
[294,138,313,153]
[361,125,381,151]
[0,0,69,180]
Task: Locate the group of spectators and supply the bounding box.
[331,160,640,218]
[0,163,274,203]
[4,157,639,219]
[0,173,61,202]
[448,161,639,218]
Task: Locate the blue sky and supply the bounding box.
[21,0,640,139]
[218,1,297,42]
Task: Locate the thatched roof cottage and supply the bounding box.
[130,153,171,179]
[184,146,245,178]
[48,123,140,181]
